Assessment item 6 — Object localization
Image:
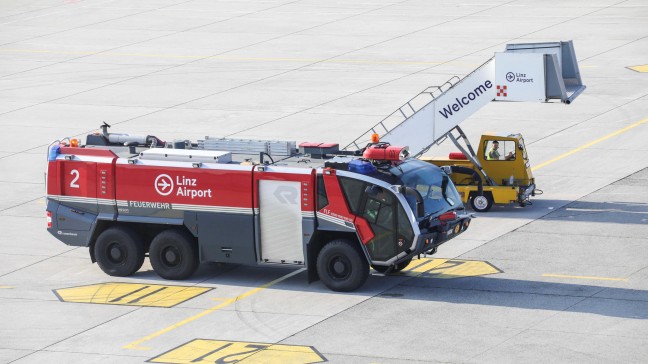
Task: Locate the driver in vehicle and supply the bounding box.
[487,140,514,160]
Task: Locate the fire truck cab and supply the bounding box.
[46,128,471,292]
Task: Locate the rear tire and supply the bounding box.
[94,226,145,277]
[317,239,369,292]
[149,230,199,280]
[470,193,493,212]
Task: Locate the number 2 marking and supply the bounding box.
[70,169,80,188]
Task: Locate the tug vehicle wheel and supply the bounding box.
[317,239,369,292]
[372,258,412,274]
[470,193,493,212]
[94,226,145,277]
[149,230,199,280]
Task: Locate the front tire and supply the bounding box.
[94,226,145,277]
[470,193,493,212]
[317,239,369,292]
[149,230,199,280]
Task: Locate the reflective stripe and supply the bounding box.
[172,203,253,215]
[48,195,254,214]
[316,212,353,228]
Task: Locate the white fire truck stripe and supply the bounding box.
[172,204,253,215]
[316,212,353,228]
[49,195,258,215]
[49,195,118,206]
[301,211,315,218]
[56,155,115,163]
[97,198,117,205]
[49,195,94,204]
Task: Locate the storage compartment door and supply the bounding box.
[258,180,304,264]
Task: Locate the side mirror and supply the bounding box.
[518,144,524,151]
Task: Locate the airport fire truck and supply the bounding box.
[46,125,471,291]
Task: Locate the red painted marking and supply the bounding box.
[496,85,507,97]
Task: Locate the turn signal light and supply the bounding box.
[46,211,52,228]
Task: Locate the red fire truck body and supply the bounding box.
[46,129,471,291]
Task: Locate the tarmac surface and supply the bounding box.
[1,0,647,363]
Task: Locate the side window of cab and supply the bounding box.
[484,140,516,161]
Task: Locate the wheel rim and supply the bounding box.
[474,196,488,210]
[160,245,182,268]
[328,255,351,280]
[107,242,126,265]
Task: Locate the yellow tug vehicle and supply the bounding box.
[421,132,539,212]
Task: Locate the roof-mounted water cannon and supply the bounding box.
[362,143,409,162]
[87,122,165,148]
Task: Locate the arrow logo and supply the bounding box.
[274,186,298,204]
[154,174,174,196]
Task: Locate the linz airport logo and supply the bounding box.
[155,174,174,196]
[505,71,534,83]
[154,174,212,199]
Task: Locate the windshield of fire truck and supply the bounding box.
[391,160,462,217]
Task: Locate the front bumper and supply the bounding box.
[417,212,472,254]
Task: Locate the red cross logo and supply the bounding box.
[497,85,507,97]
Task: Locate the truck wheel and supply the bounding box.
[94,227,145,277]
[316,239,369,292]
[470,193,493,212]
[149,230,198,280]
[372,258,412,274]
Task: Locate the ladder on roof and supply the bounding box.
[344,40,586,158]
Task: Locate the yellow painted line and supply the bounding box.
[0,285,14,289]
[404,258,449,274]
[426,259,501,279]
[628,64,648,73]
[148,339,326,364]
[124,268,305,351]
[398,258,502,279]
[532,117,648,171]
[543,273,628,282]
[0,48,460,66]
[54,283,211,308]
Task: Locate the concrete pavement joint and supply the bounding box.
[0,196,48,213]
[527,93,648,148]
[466,286,607,361]
[0,246,79,278]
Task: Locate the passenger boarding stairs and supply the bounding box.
[344,41,586,158]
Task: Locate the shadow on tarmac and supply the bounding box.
[474,198,648,224]
[131,264,647,320]
[389,275,648,320]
